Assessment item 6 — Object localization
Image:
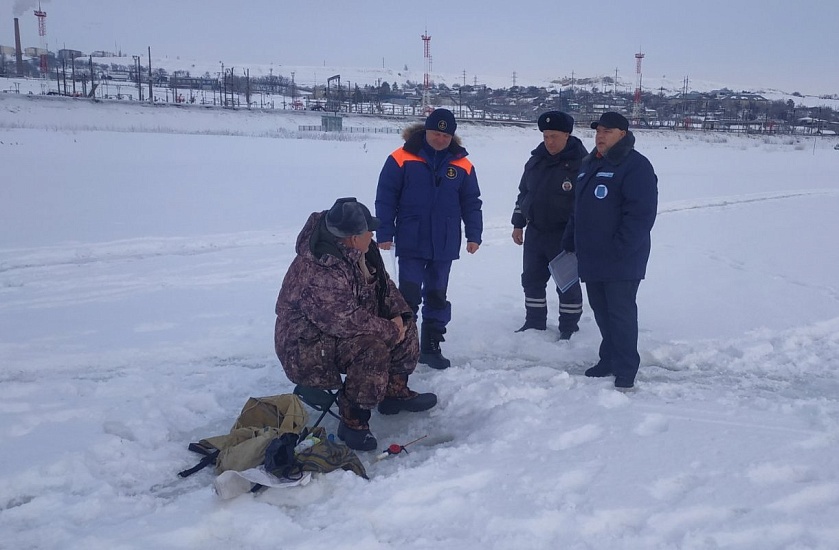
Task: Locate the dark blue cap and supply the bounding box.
[590,112,629,131]
[425,108,457,135]
[538,111,574,133]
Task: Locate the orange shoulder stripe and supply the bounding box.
[391,148,426,167]
[450,157,474,175]
[390,148,473,175]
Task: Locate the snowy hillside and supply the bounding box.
[1,93,839,549]
[4,53,839,112]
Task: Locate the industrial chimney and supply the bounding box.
[14,17,24,77]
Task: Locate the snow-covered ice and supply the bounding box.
[2,94,839,549]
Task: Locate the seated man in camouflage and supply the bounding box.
[274,197,436,451]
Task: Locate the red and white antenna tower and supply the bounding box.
[421,30,432,113]
[632,49,645,122]
[34,4,47,76]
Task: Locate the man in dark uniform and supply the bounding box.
[562,112,658,390]
[512,111,587,339]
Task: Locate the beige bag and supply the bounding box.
[195,394,308,474]
[210,427,284,474]
[230,395,308,433]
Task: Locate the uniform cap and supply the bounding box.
[537,111,574,133]
[590,111,629,131]
[425,108,457,135]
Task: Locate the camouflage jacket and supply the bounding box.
[274,211,411,387]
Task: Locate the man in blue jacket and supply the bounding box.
[562,112,658,389]
[376,108,483,370]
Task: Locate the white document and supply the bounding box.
[548,251,579,293]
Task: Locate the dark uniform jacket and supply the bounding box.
[512,135,587,233]
[375,124,483,261]
[562,131,658,282]
[274,211,412,388]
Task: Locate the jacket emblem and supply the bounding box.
[595,171,615,178]
[446,167,457,179]
[594,184,609,199]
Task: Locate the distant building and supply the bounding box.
[0,45,16,56]
[168,75,215,90]
[107,69,130,81]
[58,49,84,61]
[719,93,768,109]
[24,47,48,57]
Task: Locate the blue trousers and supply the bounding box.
[522,226,583,333]
[397,257,452,335]
[585,280,641,381]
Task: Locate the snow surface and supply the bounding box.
[2,94,839,550]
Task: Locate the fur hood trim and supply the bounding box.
[401,122,463,147]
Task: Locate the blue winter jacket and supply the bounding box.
[562,131,658,282]
[375,125,483,261]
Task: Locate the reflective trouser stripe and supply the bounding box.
[559,302,583,314]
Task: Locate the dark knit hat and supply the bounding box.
[325,197,381,238]
[590,111,629,131]
[425,108,457,135]
[537,111,574,133]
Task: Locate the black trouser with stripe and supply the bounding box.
[521,226,583,332]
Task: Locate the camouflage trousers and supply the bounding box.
[287,321,419,410]
[342,321,419,409]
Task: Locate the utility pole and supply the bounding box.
[227,67,234,107]
[246,68,251,108]
[148,47,153,103]
[132,55,141,101]
[88,55,93,97]
[220,62,225,106]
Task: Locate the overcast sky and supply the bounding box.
[3,0,837,95]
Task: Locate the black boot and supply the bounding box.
[584,362,613,377]
[516,303,547,332]
[516,320,546,332]
[559,327,578,340]
[337,397,377,452]
[377,374,437,415]
[420,324,451,370]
